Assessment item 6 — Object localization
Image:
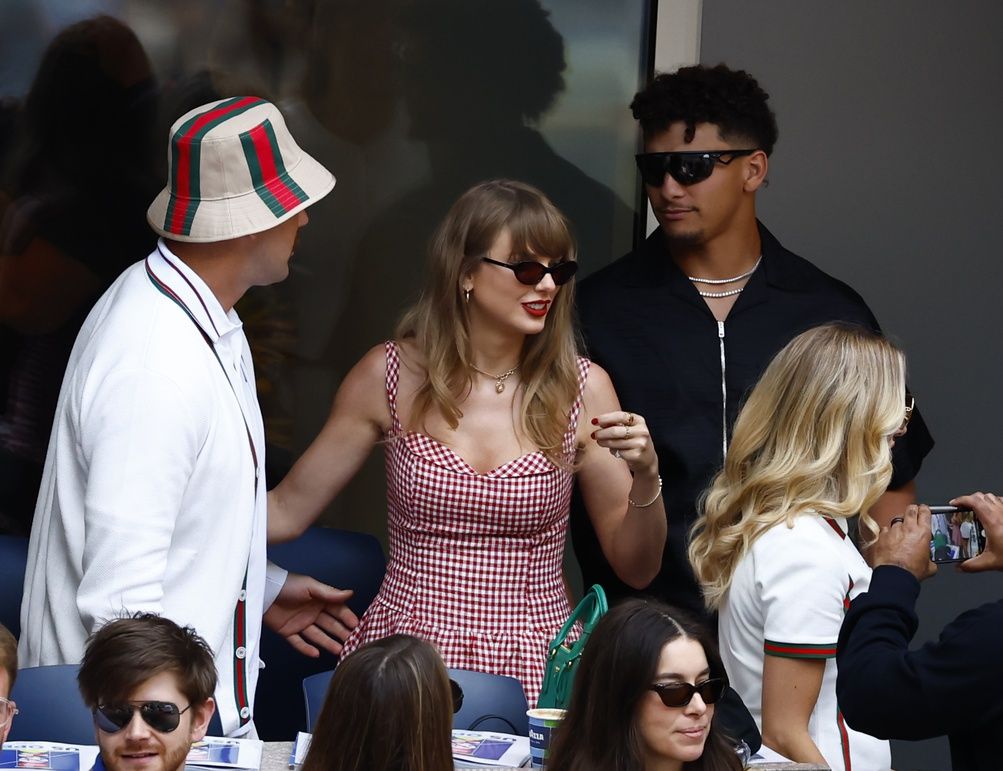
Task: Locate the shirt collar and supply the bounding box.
[148,239,243,343]
[628,220,803,294]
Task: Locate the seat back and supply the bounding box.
[301,669,335,731]
[7,664,94,744]
[255,526,385,739]
[0,535,29,638]
[449,668,529,736]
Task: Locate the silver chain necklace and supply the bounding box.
[470,364,519,394]
[690,256,762,298]
[688,256,762,284]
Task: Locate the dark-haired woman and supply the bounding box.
[548,599,742,771]
[302,635,453,771]
[269,179,666,705]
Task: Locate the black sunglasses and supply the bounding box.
[450,679,464,714]
[94,701,191,734]
[649,677,727,708]
[481,257,578,286]
[635,150,757,187]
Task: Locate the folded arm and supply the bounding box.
[574,363,666,589]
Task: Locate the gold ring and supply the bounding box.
[624,426,632,440]
[626,413,636,427]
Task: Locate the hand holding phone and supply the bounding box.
[927,505,986,563]
[951,493,1003,573]
[871,505,938,581]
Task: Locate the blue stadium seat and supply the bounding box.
[449,668,529,736]
[7,664,94,744]
[255,526,385,739]
[0,535,28,638]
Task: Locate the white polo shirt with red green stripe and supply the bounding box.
[718,512,890,771]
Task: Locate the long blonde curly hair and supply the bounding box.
[395,179,581,463]
[688,323,906,610]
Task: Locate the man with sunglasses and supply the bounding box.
[572,64,933,615]
[78,614,216,771]
[0,624,16,748]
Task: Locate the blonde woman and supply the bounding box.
[688,323,911,771]
[268,180,666,705]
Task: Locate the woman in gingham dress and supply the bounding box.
[269,180,666,704]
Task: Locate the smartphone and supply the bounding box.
[928,505,985,563]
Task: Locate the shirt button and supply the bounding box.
[239,707,250,719]
[235,646,246,659]
[238,590,247,602]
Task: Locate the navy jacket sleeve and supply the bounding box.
[836,565,1003,740]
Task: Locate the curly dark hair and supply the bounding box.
[630,64,778,155]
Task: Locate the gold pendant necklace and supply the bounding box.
[470,364,519,394]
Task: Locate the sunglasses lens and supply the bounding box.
[698,679,726,705]
[511,262,547,285]
[450,680,464,714]
[141,702,182,733]
[655,684,693,708]
[550,261,578,286]
[636,155,667,187]
[95,702,182,733]
[637,154,717,187]
[95,705,133,733]
[668,155,715,185]
[510,261,577,286]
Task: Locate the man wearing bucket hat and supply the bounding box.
[19,97,357,737]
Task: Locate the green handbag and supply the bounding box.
[536,584,608,710]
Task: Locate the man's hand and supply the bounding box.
[263,572,359,657]
[870,504,937,581]
[953,492,1003,573]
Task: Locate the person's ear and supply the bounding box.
[743,150,769,192]
[189,698,215,741]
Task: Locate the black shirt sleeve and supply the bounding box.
[836,565,1003,741]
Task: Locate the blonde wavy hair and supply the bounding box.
[395,179,581,463]
[688,323,906,610]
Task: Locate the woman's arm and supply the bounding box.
[761,656,828,764]
[574,363,666,588]
[267,344,389,542]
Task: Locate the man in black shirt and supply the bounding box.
[572,64,934,614]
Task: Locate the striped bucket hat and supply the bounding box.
[147,97,335,242]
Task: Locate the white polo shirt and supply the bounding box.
[719,513,890,771]
[20,242,286,736]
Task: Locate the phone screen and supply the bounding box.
[929,506,985,563]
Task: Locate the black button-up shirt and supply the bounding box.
[572,222,934,614]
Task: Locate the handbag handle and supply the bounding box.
[547,584,608,660]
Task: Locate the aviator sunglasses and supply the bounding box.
[94,700,192,734]
[649,677,727,708]
[481,257,578,286]
[635,149,757,187]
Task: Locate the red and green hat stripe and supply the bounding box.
[764,640,837,659]
[164,96,266,236]
[239,119,308,217]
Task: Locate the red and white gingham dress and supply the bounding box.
[338,341,590,706]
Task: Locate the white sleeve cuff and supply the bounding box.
[263,560,289,609]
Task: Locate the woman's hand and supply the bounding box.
[590,410,658,480]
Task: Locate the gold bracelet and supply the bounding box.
[628,475,662,508]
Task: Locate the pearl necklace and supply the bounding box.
[470,364,519,394]
[697,286,745,298]
[689,256,762,299]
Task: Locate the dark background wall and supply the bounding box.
[699,3,1003,768]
